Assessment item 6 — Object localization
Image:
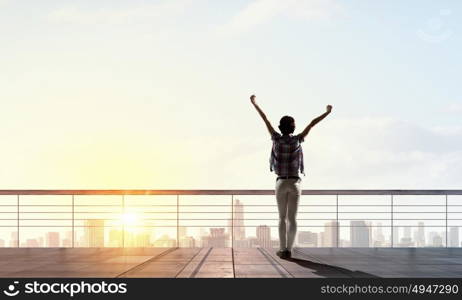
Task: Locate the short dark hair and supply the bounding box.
[279,115,295,135]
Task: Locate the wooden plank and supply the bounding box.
[233,248,290,278]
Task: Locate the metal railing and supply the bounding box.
[1,189,462,248]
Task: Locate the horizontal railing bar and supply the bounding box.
[1,189,462,195]
[2,204,458,207]
[5,218,456,221]
[4,211,454,214]
[0,225,458,228]
[6,218,355,221]
[5,209,458,212]
[0,225,454,228]
[3,211,457,213]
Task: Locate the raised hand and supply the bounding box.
[250,94,256,105]
[299,105,333,139]
[250,94,277,135]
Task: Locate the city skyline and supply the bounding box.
[1,196,460,248]
[1,222,456,248]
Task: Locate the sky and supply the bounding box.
[1,0,462,190]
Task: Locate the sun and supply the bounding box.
[121,213,139,227]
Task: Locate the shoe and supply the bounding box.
[285,250,292,259]
[276,250,288,259]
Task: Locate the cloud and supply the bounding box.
[298,117,462,189]
[166,116,462,189]
[444,102,462,114]
[219,0,343,34]
[47,0,192,25]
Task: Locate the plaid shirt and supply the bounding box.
[269,132,305,177]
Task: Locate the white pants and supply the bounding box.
[275,177,301,251]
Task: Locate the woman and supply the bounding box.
[250,94,332,258]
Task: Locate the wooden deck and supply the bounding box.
[1,247,462,278]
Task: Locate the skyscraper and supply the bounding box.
[428,232,443,247]
[45,232,60,247]
[179,236,196,247]
[62,231,74,247]
[415,222,425,247]
[153,234,176,247]
[400,224,414,246]
[202,228,227,247]
[109,229,122,247]
[318,232,324,247]
[256,225,271,248]
[373,222,386,246]
[403,226,411,239]
[323,221,338,247]
[178,226,187,240]
[233,199,246,241]
[350,221,369,247]
[84,219,105,247]
[134,231,151,247]
[298,231,318,247]
[392,226,400,247]
[450,227,459,247]
[26,239,39,247]
[9,232,18,247]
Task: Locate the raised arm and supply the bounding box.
[250,95,277,136]
[298,105,332,140]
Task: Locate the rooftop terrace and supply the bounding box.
[1,190,462,278]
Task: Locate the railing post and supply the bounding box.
[336,194,339,248]
[231,195,234,249]
[391,194,393,248]
[446,194,448,248]
[122,195,125,248]
[177,194,179,247]
[17,194,19,248]
[72,195,75,248]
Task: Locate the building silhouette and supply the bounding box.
[298,231,318,247]
[350,221,369,247]
[45,232,60,247]
[233,199,246,241]
[154,234,176,247]
[179,236,196,247]
[178,226,187,240]
[84,219,105,247]
[392,226,399,246]
[403,227,411,239]
[373,223,386,247]
[323,221,338,247]
[62,231,73,247]
[9,232,18,247]
[428,232,443,247]
[415,222,425,247]
[26,239,39,247]
[256,225,271,248]
[178,226,196,247]
[449,227,459,247]
[202,228,228,247]
[109,229,123,247]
